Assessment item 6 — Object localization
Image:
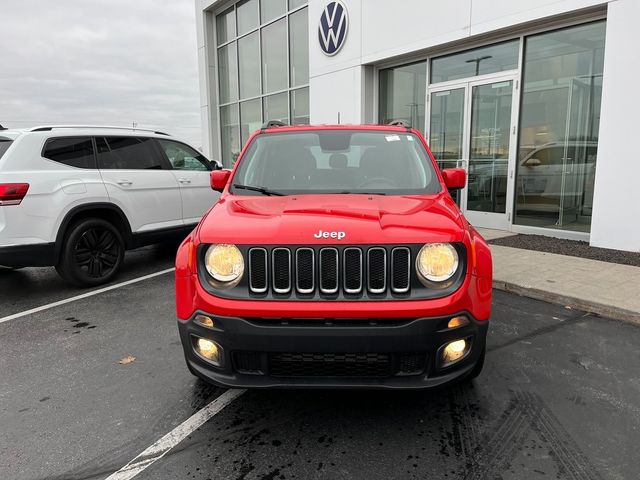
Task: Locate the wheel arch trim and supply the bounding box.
[54,203,133,261]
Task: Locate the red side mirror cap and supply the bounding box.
[210,169,231,192]
[441,168,466,190]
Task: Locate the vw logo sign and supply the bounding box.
[318,1,348,56]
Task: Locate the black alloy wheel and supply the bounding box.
[75,227,120,278]
[56,218,125,287]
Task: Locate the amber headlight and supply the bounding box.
[204,244,244,288]
[416,243,459,284]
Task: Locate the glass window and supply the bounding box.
[431,40,519,83]
[216,0,309,167]
[263,92,288,123]
[99,137,164,170]
[0,138,12,159]
[515,21,606,232]
[220,104,240,166]
[157,140,211,171]
[240,99,262,146]
[289,8,309,87]
[216,7,235,44]
[290,87,309,124]
[43,137,95,169]
[261,18,288,93]
[236,0,259,35]
[218,43,238,103]
[238,32,260,99]
[378,61,426,131]
[232,131,441,195]
[261,0,287,23]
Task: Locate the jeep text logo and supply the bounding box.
[314,230,346,240]
[318,1,348,56]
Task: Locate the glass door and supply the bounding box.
[559,78,592,229]
[428,76,517,230]
[428,87,466,205]
[465,79,514,228]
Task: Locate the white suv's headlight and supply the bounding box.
[416,243,459,284]
[204,244,244,287]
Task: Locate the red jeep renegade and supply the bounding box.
[175,123,492,389]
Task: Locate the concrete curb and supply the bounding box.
[493,280,640,325]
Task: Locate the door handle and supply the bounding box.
[117,180,132,186]
[178,178,192,184]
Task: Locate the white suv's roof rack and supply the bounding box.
[28,125,170,136]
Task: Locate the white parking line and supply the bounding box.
[0,267,175,324]
[106,388,246,480]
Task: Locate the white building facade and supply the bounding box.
[196,0,640,253]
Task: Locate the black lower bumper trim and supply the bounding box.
[0,242,55,268]
[178,312,489,389]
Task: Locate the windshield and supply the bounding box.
[0,138,13,159]
[231,130,441,195]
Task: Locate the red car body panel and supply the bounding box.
[197,194,465,246]
[175,124,492,388]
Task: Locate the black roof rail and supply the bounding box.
[0,124,7,130]
[28,125,170,135]
[388,120,412,130]
[260,120,287,132]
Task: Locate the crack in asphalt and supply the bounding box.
[487,311,592,354]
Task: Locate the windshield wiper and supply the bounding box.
[337,191,387,195]
[232,184,285,196]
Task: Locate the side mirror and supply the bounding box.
[442,168,466,190]
[210,169,231,192]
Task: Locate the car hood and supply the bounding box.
[198,193,465,245]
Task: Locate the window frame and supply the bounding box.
[154,139,213,172]
[41,136,97,170]
[214,0,309,167]
[96,136,172,171]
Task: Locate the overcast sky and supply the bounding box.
[0,0,202,147]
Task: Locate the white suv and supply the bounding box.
[0,125,220,286]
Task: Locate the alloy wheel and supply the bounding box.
[74,227,121,279]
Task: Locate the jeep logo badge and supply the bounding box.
[314,230,346,240]
[318,1,348,56]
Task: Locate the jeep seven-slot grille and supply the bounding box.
[247,246,411,297]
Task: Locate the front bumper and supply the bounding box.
[0,242,55,268]
[178,312,488,389]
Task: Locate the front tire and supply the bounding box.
[56,218,125,287]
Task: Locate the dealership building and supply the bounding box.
[195,0,639,253]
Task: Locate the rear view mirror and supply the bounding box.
[441,168,466,190]
[525,158,541,167]
[210,169,231,192]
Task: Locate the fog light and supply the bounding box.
[194,314,215,328]
[192,336,223,366]
[448,316,469,329]
[441,339,469,366]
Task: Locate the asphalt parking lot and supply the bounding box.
[1,245,639,480]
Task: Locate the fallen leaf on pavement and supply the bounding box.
[118,355,136,365]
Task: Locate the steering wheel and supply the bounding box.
[357,177,398,189]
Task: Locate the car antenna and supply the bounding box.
[337,112,341,124]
